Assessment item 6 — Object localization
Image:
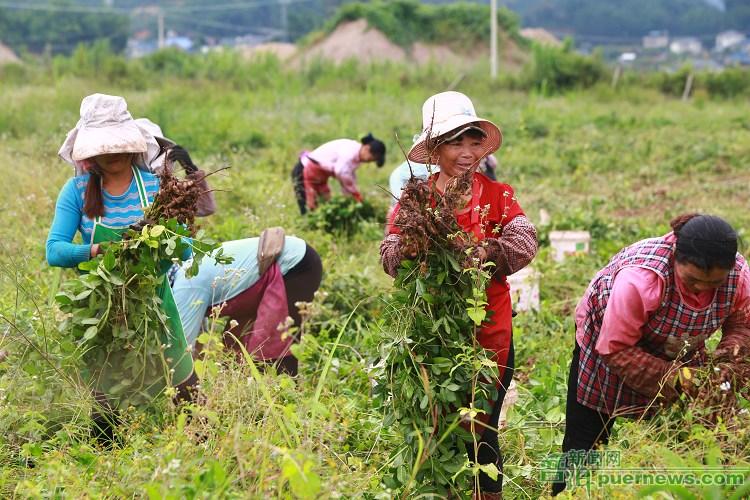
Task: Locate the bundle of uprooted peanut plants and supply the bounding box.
[685,358,750,427]
[56,165,231,409]
[374,165,501,497]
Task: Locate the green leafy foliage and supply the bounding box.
[375,248,499,496]
[306,196,379,237]
[55,219,230,408]
[3,55,750,498]
[0,3,129,55]
[522,40,608,93]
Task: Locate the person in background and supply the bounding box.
[380,91,538,499]
[172,230,322,377]
[133,118,216,217]
[291,133,386,214]
[552,214,750,495]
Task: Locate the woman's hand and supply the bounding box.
[472,246,488,262]
[90,244,101,258]
[167,145,198,174]
[675,367,700,399]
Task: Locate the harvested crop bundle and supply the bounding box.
[56,165,231,409]
[685,360,750,426]
[375,165,503,496]
[306,195,379,237]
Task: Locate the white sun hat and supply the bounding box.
[407,91,502,164]
[58,93,160,175]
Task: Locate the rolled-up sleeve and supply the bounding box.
[484,215,538,276]
[380,233,402,278]
[717,263,750,360]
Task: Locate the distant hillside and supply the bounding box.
[324,0,523,49]
[504,0,749,39]
[4,0,750,56]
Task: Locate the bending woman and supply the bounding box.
[380,91,538,498]
[172,233,322,376]
[552,214,750,495]
[291,133,386,214]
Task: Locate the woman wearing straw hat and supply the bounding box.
[291,133,386,215]
[380,91,538,498]
[552,214,750,495]
[47,93,199,442]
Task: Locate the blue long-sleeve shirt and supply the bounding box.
[46,171,168,268]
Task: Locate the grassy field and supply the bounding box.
[1,66,750,498]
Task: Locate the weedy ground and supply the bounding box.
[1,66,750,498]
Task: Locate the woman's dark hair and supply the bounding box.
[83,163,105,219]
[360,133,386,167]
[670,213,738,270]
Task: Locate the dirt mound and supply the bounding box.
[240,42,297,61]
[410,42,463,66]
[520,28,561,47]
[300,19,405,64]
[0,42,20,65]
[297,19,526,71]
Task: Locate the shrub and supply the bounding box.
[705,67,750,98]
[306,196,380,237]
[522,40,608,93]
[656,65,695,97]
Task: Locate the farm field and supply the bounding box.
[1,67,750,498]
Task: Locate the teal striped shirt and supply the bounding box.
[46,171,159,267]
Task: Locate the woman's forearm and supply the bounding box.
[46,240,92,268]
[484,215,538,275]
[601,346,680,402]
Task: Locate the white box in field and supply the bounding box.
[507,266,540,312]
[549,230,591,262]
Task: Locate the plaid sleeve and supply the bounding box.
[716,264,750,362]
[601,347,681,403]
[380,233,402,278]
[484,215,538,275]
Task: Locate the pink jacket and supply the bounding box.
[575,233,750,356]
[301,139,362,195]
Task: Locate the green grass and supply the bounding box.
[1,64,750,498]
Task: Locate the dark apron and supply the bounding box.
[86,166,193,403]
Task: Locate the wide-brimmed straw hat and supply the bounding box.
[58,94,160,174]
[407,91,502,164]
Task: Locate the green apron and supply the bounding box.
[88,166,193,403]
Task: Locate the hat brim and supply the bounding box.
[407,118,502,164]
[71,122,148,161]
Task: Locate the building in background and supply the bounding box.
[643,30,669,50]
[670,37,703,56]
[715,30,746,52]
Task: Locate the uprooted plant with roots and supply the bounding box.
[56,160,232,409]
[684,355,750,428]
[375,160,510,497]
